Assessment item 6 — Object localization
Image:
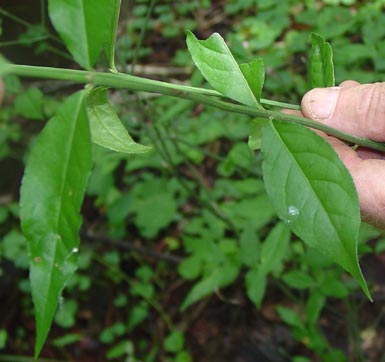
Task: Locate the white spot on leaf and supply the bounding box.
[286,205,299,224]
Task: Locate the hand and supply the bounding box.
[299,81,385,227]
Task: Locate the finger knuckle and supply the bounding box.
[358,83,385,140]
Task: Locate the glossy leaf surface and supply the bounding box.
[20,91,92,356]
[261,120,370,299]
[86,87,151,154]
[186,31,263,108]
[48,0,115,69]
[309,33,335,88]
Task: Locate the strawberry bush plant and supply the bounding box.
[1,1,385,361]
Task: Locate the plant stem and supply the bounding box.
[40,0,46,28]
[4,63,385,152]
[0,7,30,28]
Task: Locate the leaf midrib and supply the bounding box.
[41,93,84,320]
[271,121,356,258]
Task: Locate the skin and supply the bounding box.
[286,81,385,228]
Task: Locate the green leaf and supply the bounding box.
[86,87,151,154]
[127,303,148,331]
[309,33,335,88]
[0,330,7,350]
[105,0,121,71]
[239,225,260,267]
[20,91,92,357]
[248,118,269,151]
[54,299,78,328]
[180,268,222,311]
[106,340,134,359]
[14,87,44,120]
[186,31,263,109]
[245,268,267,308]
[175,351,193,362]
[261,120,370,299]
[319,278,349,298]
[52,333,82,348]
[164,331,185,353]
[282,270,316,290]
[178,256,202,280]
[305,291,326,325]
[259,222,290,275]
[134,192,177,238]
[276,306,303,329]
[48,0,115,70]
[239,58,265,102]
[181,261,239,311]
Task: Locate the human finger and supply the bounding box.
[301,82,385,142]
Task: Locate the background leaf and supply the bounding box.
[259,222,290,275]
[261,120,370,299]
[239,225,260,267]
[245,268,266,308]
[244,222,290,308]
[48,0,115,69]
[309,33,335,88]
[86,87,151,154]
[20,91,92,357]
[186,31,263,108]
[14,87,44,120]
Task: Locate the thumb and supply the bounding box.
[301,82,385,142]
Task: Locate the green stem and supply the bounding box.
[40,0,46,28]
[0,7,62,45]
[0,7,30,28]
[4,63,385,152]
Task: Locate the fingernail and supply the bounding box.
[304,87,340,120]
